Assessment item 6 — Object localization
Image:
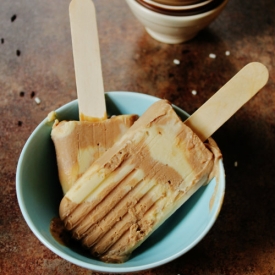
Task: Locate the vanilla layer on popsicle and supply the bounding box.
[59,99,222,263]
[51,114,138,194]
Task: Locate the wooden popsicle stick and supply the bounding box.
[69,0,107,121]
[184,62,269,141]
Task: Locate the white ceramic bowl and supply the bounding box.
[125,0,228,44]
[16,92,225,273]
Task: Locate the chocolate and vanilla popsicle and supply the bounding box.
[59,99,222,263]
[50,0,140,195]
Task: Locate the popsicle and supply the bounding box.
[59,99,221,262]
[59,62,268,263]
[51,0,138,194]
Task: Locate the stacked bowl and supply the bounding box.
[125,0,229,44]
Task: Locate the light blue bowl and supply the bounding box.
[16,91,225,273]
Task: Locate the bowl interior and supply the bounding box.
[16,91,225,273]
[153,0,205,5]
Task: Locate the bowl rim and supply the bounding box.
[127,0,228,20]
[16,91,225,273]
[140,0,214,11]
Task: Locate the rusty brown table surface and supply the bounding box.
[1,0,275,274]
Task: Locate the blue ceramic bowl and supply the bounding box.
[16,91,225,273]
